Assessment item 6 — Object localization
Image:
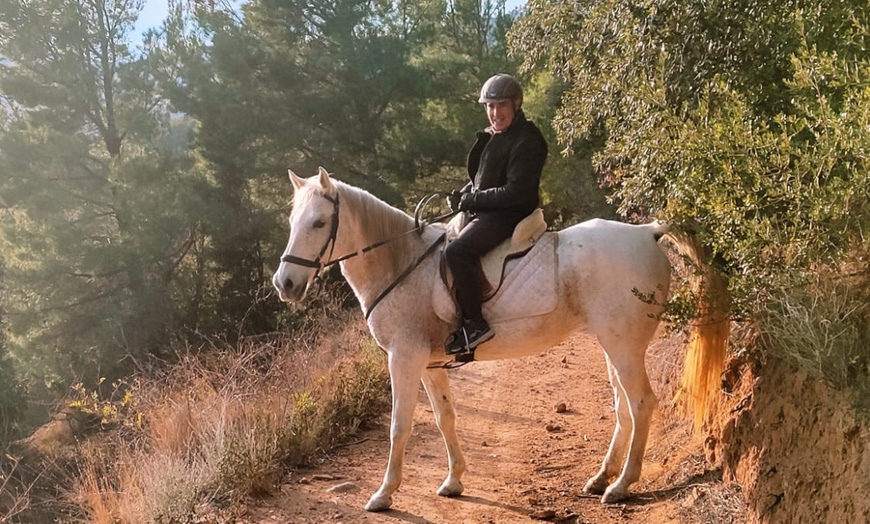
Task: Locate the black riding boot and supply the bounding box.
[445,317,495,354]
[443,213,516,354]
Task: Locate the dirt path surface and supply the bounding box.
[251,333,698,524]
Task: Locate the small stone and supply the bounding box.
[554,402,567,413]
[327,481,359,493]
[297,477,312,484]
[545,423,562,432]
[530,508,557,520]
[482,440,488,447]
[312,474,334,481]
[560,355,568,364]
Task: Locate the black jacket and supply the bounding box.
[463,110,548,220]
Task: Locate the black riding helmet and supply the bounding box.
[478,73,523,108]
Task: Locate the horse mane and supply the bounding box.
[331,180,422,273]
[333,181,414,235]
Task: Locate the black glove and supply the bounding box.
[458,192,475,212]
[446,190,463,212]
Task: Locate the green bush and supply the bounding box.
[314,340,391,448]
[512,0,870,321]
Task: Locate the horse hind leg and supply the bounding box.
[589,336,658,503]
[584,354,633,496]
[422,367,466,497]
[365,350,428,512]
[603,365,657,503]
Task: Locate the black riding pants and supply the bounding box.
[444,212,521,323]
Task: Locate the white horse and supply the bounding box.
[272,167,722,512]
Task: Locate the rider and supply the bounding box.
[444,73,548,355]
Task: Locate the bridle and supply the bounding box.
[279,192,340,281]
[278,190,452,320]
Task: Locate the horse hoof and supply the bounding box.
[583,476,609,495]
[364,494,392,512]
[601,487,629,504]
[437,479,464,497]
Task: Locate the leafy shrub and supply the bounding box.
[310,340,391,450]
[513,0,870,323]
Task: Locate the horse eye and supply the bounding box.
[312,219,326,229]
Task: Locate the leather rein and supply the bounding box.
[279,191,454,320]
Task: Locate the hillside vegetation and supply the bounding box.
[2,0,870,522]
[4,285,388,522]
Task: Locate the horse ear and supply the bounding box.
[288,169,305,191]
[317,166,336,197]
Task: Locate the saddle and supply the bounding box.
[440,209,548,299]
[433,210,558,326]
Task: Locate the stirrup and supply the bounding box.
[453,349,476,363]
[445,332,477,362]
[445,322,494,355]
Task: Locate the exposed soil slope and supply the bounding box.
[714,350,870,524]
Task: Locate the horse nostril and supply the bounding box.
[283,277,294,291]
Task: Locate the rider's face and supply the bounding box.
[484,99,516,132]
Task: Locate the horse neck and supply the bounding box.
[333,185,423,305]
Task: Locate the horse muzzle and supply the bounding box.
[272,267,310,303]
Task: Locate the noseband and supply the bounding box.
[279,192,340,280]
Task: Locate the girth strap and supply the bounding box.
[364,232,446,320]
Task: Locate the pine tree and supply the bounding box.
[0,0,209,396]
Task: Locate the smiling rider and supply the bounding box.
[444,73,549,355]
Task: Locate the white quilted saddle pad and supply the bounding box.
[433,232,559,324]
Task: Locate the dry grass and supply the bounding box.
[678,479,748,524]
[761,271,870,414]
[62,300,389,523]
[0,460,31,523]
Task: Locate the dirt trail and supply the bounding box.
[251,333,699,523]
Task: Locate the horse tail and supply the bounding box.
[647,219,671,242]
[665,230,731,430]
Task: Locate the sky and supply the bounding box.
[133,0,172,37]
[133,0,527,38]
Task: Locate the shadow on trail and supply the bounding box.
[383,494,530,523]
[610,468,724,506]
[455,494,530,515]
[453,402,537,424]
[383,509,437,524]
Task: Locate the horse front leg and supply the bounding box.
[365,349,428,512]
[422,367,466,497]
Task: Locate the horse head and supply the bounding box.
[272,166,339,303]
